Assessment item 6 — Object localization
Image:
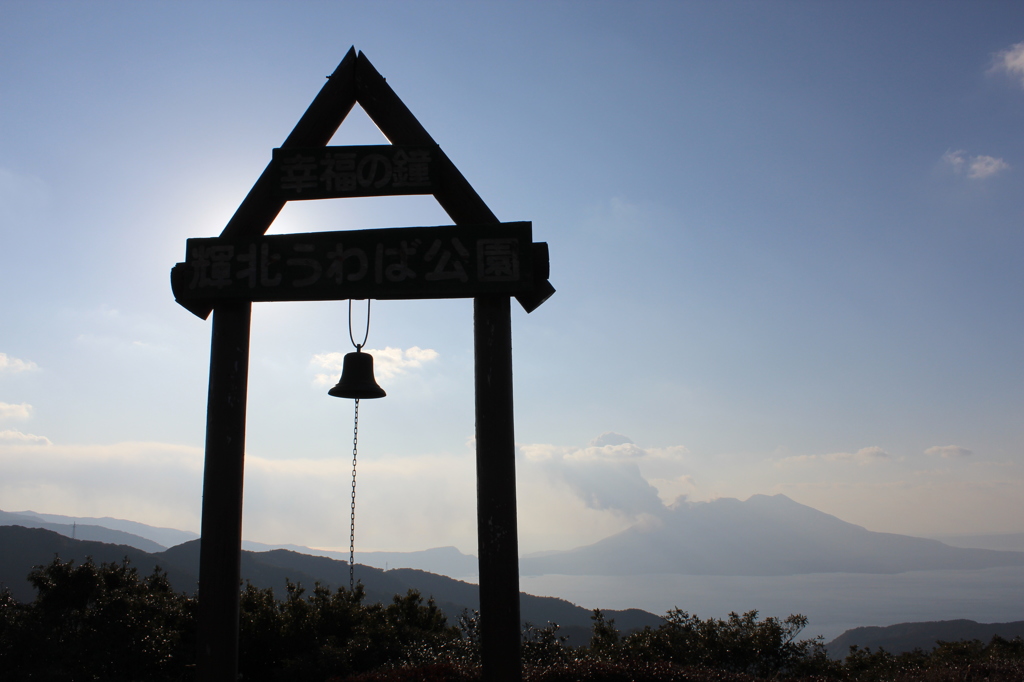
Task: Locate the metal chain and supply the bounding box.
[349,397,359,592]
[346,298,370,593]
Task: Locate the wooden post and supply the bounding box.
[357,52,525,680]
[196,301,251,682]
[474,294,522,680]
[194,50,357,681]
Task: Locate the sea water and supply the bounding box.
[518,567,1024,642]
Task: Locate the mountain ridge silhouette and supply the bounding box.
[519,494,1024,576]
[0,525,661,646]
[8,495,1024,578]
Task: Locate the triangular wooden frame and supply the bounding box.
[186,47,551,318]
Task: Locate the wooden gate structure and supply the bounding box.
[171,47,554,682]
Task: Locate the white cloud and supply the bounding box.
[967,155,1010,179]
[520,443,575,462]
[0,352,38,373]
[310,346,439,385]
[590,432,634,447]
[309,352,345,386]
[566,442,647,462]
[0,403,32,420]
[836,446,891,464]
[942,149,1010,179]
[992,42,1024,88]
[779,446,891,467]
[925,444,973,459]
[0,429,51,445]
[943,149,967,171]
[518,435,694,520]
[559,457,664,516]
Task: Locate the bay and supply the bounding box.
[519,566,1024,642]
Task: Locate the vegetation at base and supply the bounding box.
[2,557,1024,681]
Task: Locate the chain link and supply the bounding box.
[349,397,359,592]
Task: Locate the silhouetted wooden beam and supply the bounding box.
[354,52,498,224]
[355,50,523,681]
[196,301,250,682]
[196,47,358,682]
[221,46,358,240]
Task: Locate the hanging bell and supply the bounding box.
[328,348,386,399]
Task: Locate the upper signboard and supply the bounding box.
[272,145,440,200]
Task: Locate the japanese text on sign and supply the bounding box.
[172,223,534,304]
[273,145,439,200]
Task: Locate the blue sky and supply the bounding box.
[2,1,1023,555]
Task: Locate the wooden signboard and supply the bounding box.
[272,145,440,200]
[172,222,541,305]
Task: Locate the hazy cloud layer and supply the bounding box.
[0,352,38,373]
[779,463,1024,536]
[3,430,1023,554]
[943,150,1010,179]
[310,346,439,385]
[778,446,891,467]
[925,444,973,459]
[243,451,479,554]
[0,438,478,554]
[992,42,1024,88]
[0,403,32,420]
[0,440,203,531]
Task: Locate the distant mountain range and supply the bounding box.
[932,532,1024,553]
[1,510,198,549]
[0,525,660,646]
[240,541,480,578]
[1,509,478,577]
[826,619,1024,657]
[7,524,1020,656]
[519,494,1024,576]
[8,496,1024,579]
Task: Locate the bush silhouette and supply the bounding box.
[4,556,1024,681]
